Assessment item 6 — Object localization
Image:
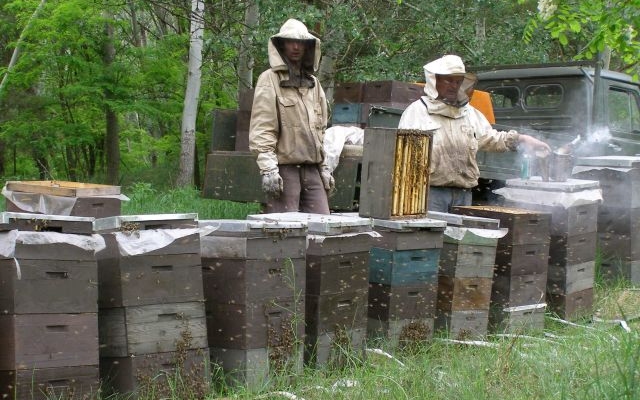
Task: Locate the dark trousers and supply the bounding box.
[428,186,472,213]
[265,164,330,214]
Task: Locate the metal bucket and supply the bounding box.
[549,152,574,182]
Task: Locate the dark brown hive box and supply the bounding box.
[307,252,369,296]
[547,261,595,295]
[547,288,593,320]
[368,282,437,321]
[598,231,640,261]
[0,212,95,234]
[0,313,98,370]
[435,310,489,340]
[548,232,597,266]
[306,289,368,334]
[205,296,304,349]
[370,216,445,251]
[362,80,423,103]
[491,272,547,308]
[597,206,640,234]
[573,157,640,208]
[334,81,364,103]
[494,242,550,277]
[101,348,209,395]
[96,231,202,308]
[452,205,551,246]
[0,365,99,400]
[437,276,493,312]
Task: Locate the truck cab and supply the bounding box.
[474,63,640,181]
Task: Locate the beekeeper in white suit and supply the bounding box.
[398,54,550,212]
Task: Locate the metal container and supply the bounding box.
[549,152,575,182]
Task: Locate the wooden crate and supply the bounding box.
[101,348,210,395]
[489,303,545,333]
[0,365,99,400]
[98,302,207,357]
[437,276,493,312]
[367,317,434,348]
[97,233,203,308]
[547,288,593,320]
[305,290,368,335]
[0,313,98,370]
[452,205,551,246]
[494,242,550,276]
[362,80,423,103]
[359,128,433,219]
[369,247,440,285]
[334,82,364,103]
[548,232,597,266]
[435,310,489,339]
[307,252,369,296]
[305,327,366,368]
[491,273,547,308]
[0,258,97,314]
[547,261,595,295]
[368,282,437,321]
[205,297,304,349]
[203,258,305,305]
[209,345,303,390]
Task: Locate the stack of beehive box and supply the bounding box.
[429,211,505,339]
[95,214,209,395]
[452,206,551,333]
[199,219,307,388]
[333,81,423,126]
[573,156,640,283]
[496,178,601,320]
[366,217,445,348]
[248,213,373,368]
[0,212,102,399]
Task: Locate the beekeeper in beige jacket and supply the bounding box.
[398,54,550,212]
[249,19,332,214]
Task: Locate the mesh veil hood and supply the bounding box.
[268,19,321,74]
[423,55,477,107]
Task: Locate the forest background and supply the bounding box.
[0,0,638,191]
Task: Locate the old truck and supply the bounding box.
[202,62,640,208]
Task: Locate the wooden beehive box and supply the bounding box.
[369,216,445,251]
[101,348,209,395]
[0,365,99,400]
[359,128,433,219]
[4,180,122,218]
[368,282,437,321]
[0,313,98,370]
[573,156,640,207]
[452,205,551,246]
[0,212,95,234]
[369,247,440,285]
[98,301,207,357]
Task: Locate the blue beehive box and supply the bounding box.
[369,247,440,285]
[331,103,363,124]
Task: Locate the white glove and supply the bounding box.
[261,171,283,198]
[320,167,335,193]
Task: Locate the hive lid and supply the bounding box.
[428,211,500,229]
[247,212,372,235]
[505,177,600,192]
[198,219,307,236]
[93,213,198,232]
[370,216,446,231]
[5,180,121,197]
[575,155,640,168]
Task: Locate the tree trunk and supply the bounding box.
[176,0,204,187]
[238,0,258,91]
[103,16,120,185]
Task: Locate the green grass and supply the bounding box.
[121,183,262,219]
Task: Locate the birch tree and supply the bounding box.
[177,0,205,187]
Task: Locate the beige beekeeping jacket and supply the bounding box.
[398,55,519,188]
[249,19,328,175]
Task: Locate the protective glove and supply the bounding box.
[261,170,283,198]
[320,167,335,194]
